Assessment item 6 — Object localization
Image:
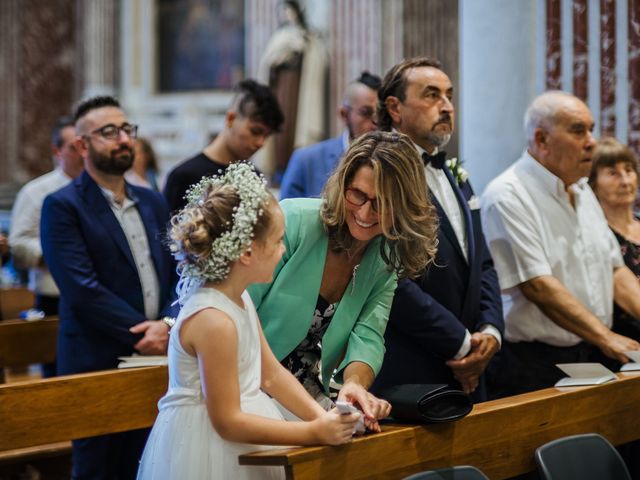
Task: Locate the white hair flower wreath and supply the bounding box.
[172,162,269,303]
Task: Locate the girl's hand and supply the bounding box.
[311,408,360,445]
[338,382,391,433]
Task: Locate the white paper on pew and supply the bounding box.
[554,363,616,387]
[118,355,167,363]
[620,351,640,372]
[620,362,640,372]
[623,350,640,363]
[117,355,168,368]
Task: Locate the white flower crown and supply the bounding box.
[172,162,270,303]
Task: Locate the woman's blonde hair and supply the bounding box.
[321,131,438,279]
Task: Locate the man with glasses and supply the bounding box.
[371,58,503,402]
[41,96,178,479]
[10,117,83,377]
[280,71,381,199]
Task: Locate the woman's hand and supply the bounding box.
[337,381,391,433]
[311,408,359,445]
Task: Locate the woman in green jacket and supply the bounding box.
[249,131,438,431]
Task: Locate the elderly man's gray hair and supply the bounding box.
[523,90,579,146]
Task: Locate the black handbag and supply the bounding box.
[379,383,473,423]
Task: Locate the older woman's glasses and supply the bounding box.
[88,123,138,141]
[345,188,380,213]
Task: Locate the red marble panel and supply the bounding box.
[573,0,588,100]
[629,0,640,155]
[600,0,616,137]
[546,0,562,89]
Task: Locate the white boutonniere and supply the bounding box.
[445,157,469,186]
[468,195,480,210]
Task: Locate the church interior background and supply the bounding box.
[1,0,638,265]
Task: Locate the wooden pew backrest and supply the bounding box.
[0,287,34,320]
[0,366,168,451]
[0,317,58,369]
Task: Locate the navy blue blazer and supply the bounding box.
[280,135,345,199]
[372,170,503,401]
[41,171,178,375]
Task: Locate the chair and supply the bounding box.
[535,433,631,480]
[403,465,489,480]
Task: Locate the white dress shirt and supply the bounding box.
[9,168,72,296]
[417,146,469,262]
[481,150,623,347]
[101,187,160,320]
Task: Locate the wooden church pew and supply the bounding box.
[239,373,640,479]
[0,287,34,320]
[0,316,58,383]
[1,362,639,479]
[0,365,167,473]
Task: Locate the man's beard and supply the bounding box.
[426,115,453,149]
[89,143,134,175]
[426,131,451,149]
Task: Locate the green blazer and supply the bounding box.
[248,198,397,392]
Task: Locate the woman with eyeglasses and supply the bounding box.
[249,131,438,431]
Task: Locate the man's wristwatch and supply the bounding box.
[161,316,176,331]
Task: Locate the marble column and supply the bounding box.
[0,0,20,184]
[75,0,119,100]
[546,0,562,89]
[629,0,640,155]
[600,0,616,137]
[573,0,589,101]
[403,0,459,157]
[245,0,279,79]
[329,0,384,135]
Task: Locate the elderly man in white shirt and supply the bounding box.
[481,90,640,395]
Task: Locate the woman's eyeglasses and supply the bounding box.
[345,188,380,213]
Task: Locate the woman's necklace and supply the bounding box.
[350,263,360,294]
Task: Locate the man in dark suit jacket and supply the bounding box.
[371,58,504,402]
[41,96,178,480]
[279,71,381,199]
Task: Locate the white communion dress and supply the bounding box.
[137,288,285,480]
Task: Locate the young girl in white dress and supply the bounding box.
[137,163,359,480]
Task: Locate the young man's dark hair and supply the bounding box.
[73,95,121,124]
[232,79,284,133]
[357,71,382,92]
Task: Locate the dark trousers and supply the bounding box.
[488,340,616,398]
[35,293,59,378]
[71,427,149,480]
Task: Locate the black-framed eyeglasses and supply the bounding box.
[345,188,380,213]
[87,123,138,141]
